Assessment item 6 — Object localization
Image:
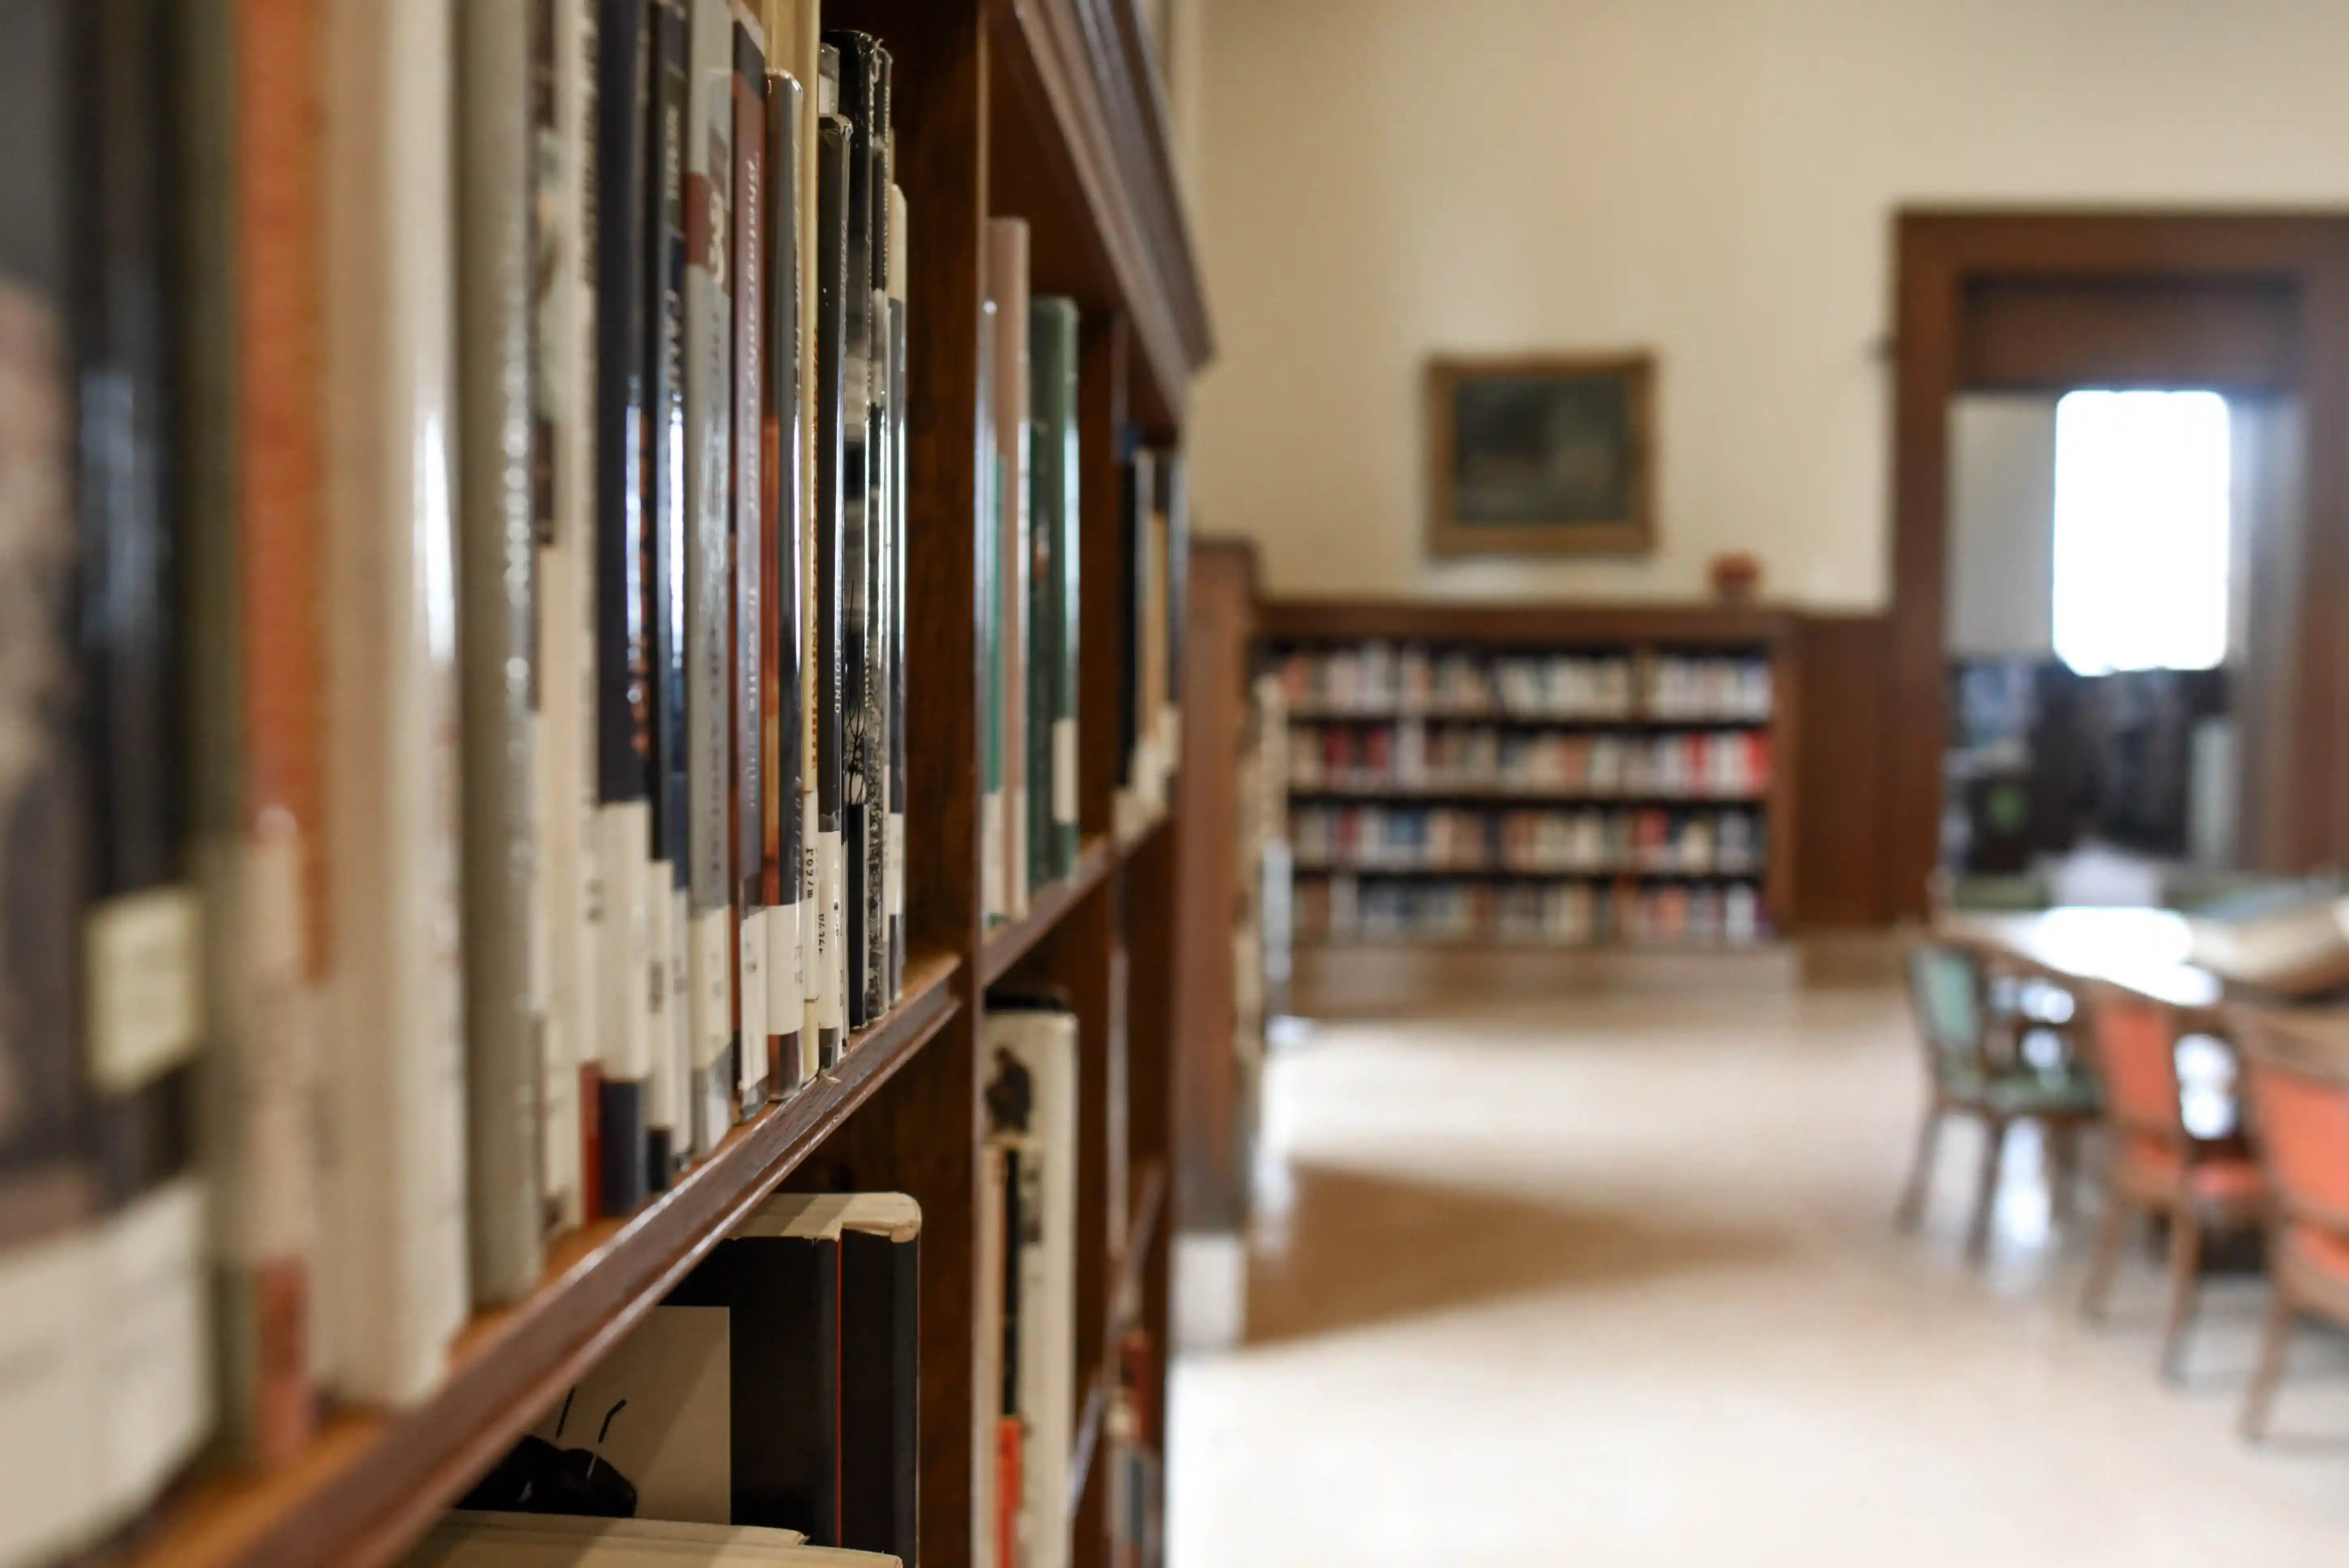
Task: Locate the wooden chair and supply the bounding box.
[2078,991,2266,1381]
[1898,942,2102,1263]
[2238,1041,2349,1440]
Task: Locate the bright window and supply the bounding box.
[2051,390,2231,675]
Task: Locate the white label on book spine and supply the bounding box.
[0,1224,100,1568]
[981,790,1004,920]
[689,904,731,1080]
[94,1176,210,1522]
[739,910,767,1100]
[646,868,676,1127]
[1008,786,1029,916]
[84,884,201,1094]
[800,791,821,1004]
[887,812,905,919]
[598,806,653,1080]
[768,898,802,1040]
[817,829,845,1035]
[1053,717,1078,826]
[231,827,315,1265]
[669,886,692,1134]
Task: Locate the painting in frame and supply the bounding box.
[1426,352,1656,557]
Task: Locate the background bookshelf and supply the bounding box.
[112,3,1211,1568]
[1264,602,1800,991]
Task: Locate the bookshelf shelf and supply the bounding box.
[1289,784,1770,805]
[1295,862,1766,880]
[124,952,962,1568]
[980,834,1121,985]
[1287,706,1769,727]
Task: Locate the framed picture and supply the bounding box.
[1426,352,1655,557]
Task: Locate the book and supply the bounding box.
[759,66,807,1099]
[976,298,1003,929]
[1028,299,1081,889]
[684,0,738,1160]
[885,185,908,1006]
[731,11,771,1114]
[424,1514,807,1555]
[457,0,550,1305]
[408,1510,894,1568]
[985,221,1032,921]
[648,0,692,1188]
[0,6,107,1554]
[318,0,471,1402]
[810,64,849,1068]
[1114,445,1151,840]
[595,0,657,1218]
[983,1002,1079,1568]
[1155,453,1188,788]
[535,0,600,1234]
[70,0,215,1526]
[527,1192,921,1556]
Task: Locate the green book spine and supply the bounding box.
[1029,296,1081,884]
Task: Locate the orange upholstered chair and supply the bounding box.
[2238,1044,2349,1440]
[2078,991,2266,1380]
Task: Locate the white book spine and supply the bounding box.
[821,831,846,1050]
[601,805,655,1084]
[646,863,678,1146]
[319,0,470,1403]
[739,908,767,1103]
[670,883,693,1157]
[981,791,1004,922]
[767,893,801,1077]
[799,788,820,1078]
[0,1225,101,1568]
[689,906,732,1155]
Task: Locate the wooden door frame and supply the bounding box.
[1886,210,2349,917]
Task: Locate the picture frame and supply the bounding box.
[1425,351,1656,557]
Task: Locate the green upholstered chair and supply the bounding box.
[1898,942,2103,1262]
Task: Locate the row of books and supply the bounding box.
[972,221,1190,920]
[1290,806,1765,876]
[452,1190,923,1561]
[1275,644,1773,721]
[1296,876,1770,948]
[1287,725,1774,799]
[0,1,927,1559]
[412,1515,890,1568]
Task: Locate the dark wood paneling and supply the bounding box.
[1170,540,1256,1232]
[1793,615,1895,929]
[1891,210,2349,916]
[1959,276,2298,393]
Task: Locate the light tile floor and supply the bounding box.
[1170,987,2349,1567]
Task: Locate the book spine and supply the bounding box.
[1115,442,1143,839]
[1140,448,1164,816]
[318,0,470,1407]
[885,187,907,1007]
[457,0,549,1305]
[567,0,606,1223]
[811,75,849,1067]
[211,0,327,1470]
[760,69,806,1097]
[793,2,822,1091]
[593,0,653,1217]
[732,13,769,1113]
[1028,298,1079,888]
[1161,453,1189,775]
[646,0,690,1188]
[533,0,589,1235]
[976,297,1002,928]
[682,0,735,1160]
[987,220,1031,918]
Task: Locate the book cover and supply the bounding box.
[593,0,655,1218]
[885,186,908,1007]
[318,0,471,1403]
[810,76,849,1067]
[1157,453,1189,778]
[458,0,550,1304]
[985,221,1031,920]
[976,299,1003,929]
[731,11,770,1114]
[1028,299,1082,887]
[647,0,691,1188]
[1115,444,1148,839]
[759,68,806,1098]
[683,0,737,1160]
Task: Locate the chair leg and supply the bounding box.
[2240,1284,2296,1442]
[2160,1208,2204,1383]
[2047,1123,2081,1230]
[1965,1117,2008,1265]
[2080,1190,2134,1322]
[1895,1104,1943,1234]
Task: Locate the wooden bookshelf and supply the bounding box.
[1264,600,1801,964]
[122,4,1211,1567]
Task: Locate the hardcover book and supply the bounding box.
[731,11,770,1113]
[760,67,807,1097]
[810,70,850,1067]
[1028,299,1082,888]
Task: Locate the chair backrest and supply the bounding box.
[1907,944,1987,1082]
[2245,1047,2349,1232]
[2088,993,2182,1142]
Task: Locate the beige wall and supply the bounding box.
[1188,0,2349,608]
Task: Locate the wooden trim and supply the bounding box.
[1890,209,2349,916]
[127,956,961,1568]
[1425,351,1656,559]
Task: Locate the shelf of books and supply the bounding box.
[1264,603,1799,984]
[0,1,1207,1567]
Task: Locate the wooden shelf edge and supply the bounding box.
[1292,864,1767,880]
[1285,709,1774,727]
[1261,599,1797,646]
[1293,938,1789,956]
[978,835,1119,985]
[130,952,963,1568]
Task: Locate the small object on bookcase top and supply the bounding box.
[1709,550,1762,603]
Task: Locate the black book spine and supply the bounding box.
[887,292,907,1004]
[1116,435,1141,826]
[731,23,767,1114]
[646,0,690,1188]
[593,0,652,1216]
[1162,452,1188,747]
[840,1228,920,1563]
[825,30,879,1034]
[811,89,850,1067]
[762,70,806,1092]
